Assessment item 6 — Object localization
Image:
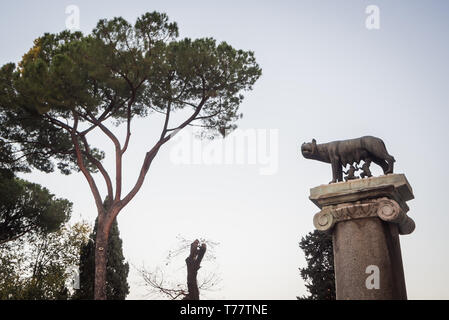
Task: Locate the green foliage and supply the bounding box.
[298,230,336,300]
[0,11,260,300]
[73,217,129,300]
[0,11,261,175]
[0,222,91,300]
[0,169,72,244]
[146,37,260,135]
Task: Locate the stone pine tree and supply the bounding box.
[0,12,261,299]
[298,230,336,300]
[74,216,129,300]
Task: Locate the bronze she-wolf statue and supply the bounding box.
[301,136,395,184]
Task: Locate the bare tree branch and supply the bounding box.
[138,238,219,300]
[79,134,114,202]
[68,113,105,216]
[83,110,124,203]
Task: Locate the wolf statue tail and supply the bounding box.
[380,138,395,162]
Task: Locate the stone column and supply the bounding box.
[309,174,415,300]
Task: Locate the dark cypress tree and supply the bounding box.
[74,217,129,300]
[298,230,336,300]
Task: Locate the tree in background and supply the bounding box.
[0,141,72,245]
[0,11,261,299]
[138,237,220,300]
[0,140,79,299]
[73,217,129,300]
[183,239,207,300]
[298,230,336,300]
[0,170,72,245]
[0,222,90,299]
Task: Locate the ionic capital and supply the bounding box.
[313,197,415,235]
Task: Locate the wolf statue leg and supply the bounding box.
[330,160,340,184]
[385,155,395,174]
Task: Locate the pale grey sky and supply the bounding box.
[1,0,449,299]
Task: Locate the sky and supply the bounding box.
[1,0,449,299]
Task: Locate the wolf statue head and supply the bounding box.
[301,138,318,160]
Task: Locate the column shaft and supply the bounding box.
[332,217,407,299]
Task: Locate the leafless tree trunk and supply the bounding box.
[138,237,219,300]
[183,240,207,300]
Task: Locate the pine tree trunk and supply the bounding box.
[94,217,110,300]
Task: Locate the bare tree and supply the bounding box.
[184,239,206,300]
[138,238,220,300]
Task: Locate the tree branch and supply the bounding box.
[121,99,133,155]
[160,101,171,140]
[43,113,113,207]
[68,113,105,215]
[166,97,208,135]
[119,96,208,212]
[83,110,123,204]
[79,134,114,203]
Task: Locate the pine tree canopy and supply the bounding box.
[0,11,261,177]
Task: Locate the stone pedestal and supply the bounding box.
[310,174,415,300]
